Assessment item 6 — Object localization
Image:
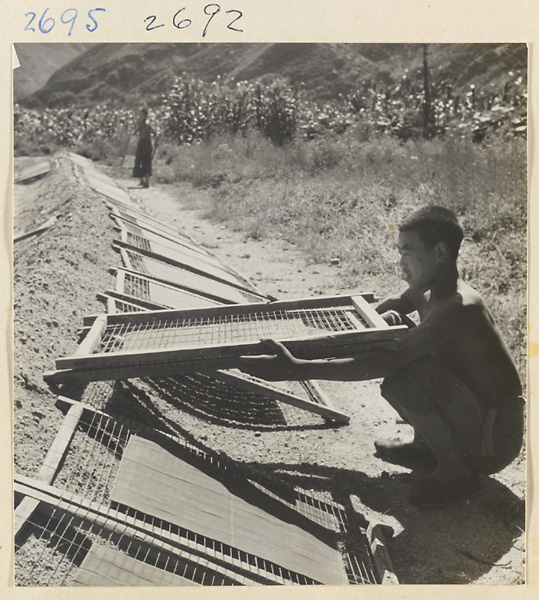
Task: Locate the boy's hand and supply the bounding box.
[238,339,299,381]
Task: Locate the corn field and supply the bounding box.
[14,70,526,157]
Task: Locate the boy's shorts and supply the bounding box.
[381,356,524,474]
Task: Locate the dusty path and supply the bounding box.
[108,164,526,584]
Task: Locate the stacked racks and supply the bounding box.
[15,152,401,586]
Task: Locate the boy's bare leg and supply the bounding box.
[400,409,473,482]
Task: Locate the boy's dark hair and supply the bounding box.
[399,206,464,259]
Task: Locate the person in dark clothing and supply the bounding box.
[132,108,157,188]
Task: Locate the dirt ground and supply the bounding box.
[13,153,526,585]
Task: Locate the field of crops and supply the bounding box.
[14,69,526,158]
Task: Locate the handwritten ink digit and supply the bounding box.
[172,8,191,30]
[226,9,243,33]
[60,8,78,37]
[38,8,55,34]
[86,8,106,33]
[202,4,221,38]
[144,15,165,31]
[24,12,37,33]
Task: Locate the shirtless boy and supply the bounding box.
[239,206,524,507]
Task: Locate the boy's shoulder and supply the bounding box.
[455,280,486,308]
[426,282,488,331]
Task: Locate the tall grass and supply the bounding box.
[154,130,527,380]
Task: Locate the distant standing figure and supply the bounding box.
[132,108,156,188]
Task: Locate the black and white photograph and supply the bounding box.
[11,41,528,587]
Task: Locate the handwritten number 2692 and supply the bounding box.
[24,8,106,36]
[145,5,243,36]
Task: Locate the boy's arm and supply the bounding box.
[375,287,422,315]
[238,299,464,381]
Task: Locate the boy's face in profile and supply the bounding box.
[397,230,441,291]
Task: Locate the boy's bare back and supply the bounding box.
[413,280,522,400]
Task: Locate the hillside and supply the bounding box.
[19,42,527,107]
[13,43,95,101]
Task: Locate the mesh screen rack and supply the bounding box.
[105,268,226,310]
[111,213,219,260]
[15,398,398,586]
[94,279,350,424]
[107,201,198,242]
[45,295,407,384]
[113,238,260,292]
[117,246,268,305]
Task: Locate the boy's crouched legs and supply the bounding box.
[375,357,447,466]
[378,357,485,506]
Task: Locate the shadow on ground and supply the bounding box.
[244,460,525,584]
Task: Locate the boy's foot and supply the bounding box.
[374,439,437,466]
[409,472,481,507]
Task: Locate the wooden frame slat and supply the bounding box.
[14,160,52,183]
[101,293,388,324]
[72,314,108,358]
[14,214,58,242]
[37,403,84,482]
[212,371,349,424]
[14,404,84,538]
[352,295,390,329]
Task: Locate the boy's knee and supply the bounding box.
[380,370,400,401]
[381,358,441,416]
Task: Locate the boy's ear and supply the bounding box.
[434,242,451,262]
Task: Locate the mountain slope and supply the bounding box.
[22,42,527,107]
[13,43,96,101]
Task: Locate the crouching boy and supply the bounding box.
[239,206,524,507]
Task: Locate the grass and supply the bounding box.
[153,129,527,382]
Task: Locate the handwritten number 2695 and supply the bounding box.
[24,8,106,35]
[145,5,243,36]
